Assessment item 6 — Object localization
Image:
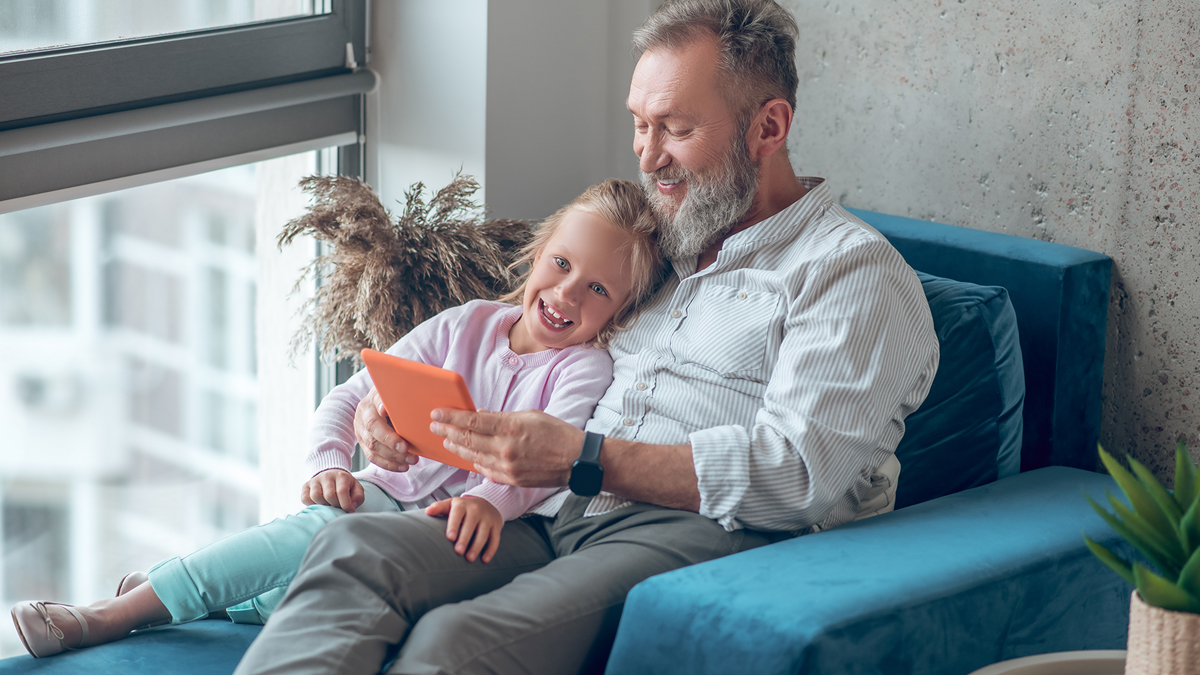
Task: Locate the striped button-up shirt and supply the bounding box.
[558,178,939,533]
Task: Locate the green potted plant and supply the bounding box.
[1084,440,1200,675]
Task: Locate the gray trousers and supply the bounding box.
[233,494,772,675]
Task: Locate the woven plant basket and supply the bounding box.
[1125,590,1200,675]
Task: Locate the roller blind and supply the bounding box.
[0,0,368,212]
[0,70,375,208]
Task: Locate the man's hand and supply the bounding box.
[424,496,504,563]
[355,388,420,472]
[300,469,365,512]
[429,408,582,487]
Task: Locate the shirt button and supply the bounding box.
[635,382,648,391]
[623,418,635,426]
[508,356,519,366]
[670,309,682,318]
[737,291,748,300]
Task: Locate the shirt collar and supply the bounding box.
[671,176,831,279]
[723,176,829,250]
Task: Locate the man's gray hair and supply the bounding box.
[633,0,799,124]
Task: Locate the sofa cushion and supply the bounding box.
[608,468,1129,675]
[0,621,262,674]
[894,272,1024,508]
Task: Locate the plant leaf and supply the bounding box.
[1176,439,1198,514]
[1134,563,1200,613]
[1182,497,1200,554]
[1084,534,1136,586]
[1087,493,1181,577]
[1106,494,1186,573]
[1179,547,1200,599]
[1129,455,1183,525]
[1099,446,1177,544]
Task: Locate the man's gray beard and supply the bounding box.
[641,137,761,261]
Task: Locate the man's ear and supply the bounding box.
[746,99,793,160]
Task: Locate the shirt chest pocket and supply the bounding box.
[676,285,783,381]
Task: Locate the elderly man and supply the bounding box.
[235,1,938,673]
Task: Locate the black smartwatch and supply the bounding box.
[569,431,605,497]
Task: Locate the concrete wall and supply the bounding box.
[782,0,1199,478]
[368,0,651,223]
[366,0,489,213]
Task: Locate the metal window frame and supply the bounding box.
[0,0,370,211]
[0,1,367,131]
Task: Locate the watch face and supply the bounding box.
[569,461,604,497]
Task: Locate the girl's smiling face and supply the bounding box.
[509,209,637,354]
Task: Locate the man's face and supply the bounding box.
[628,36,760,260]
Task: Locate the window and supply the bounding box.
[0,0,367,657]
[3,496,68,604]
[1,0,370,210]
[1,1,329,56]
[0,150,333,658]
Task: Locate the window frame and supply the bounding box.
[0,1,367,131]
[0,0,370,211]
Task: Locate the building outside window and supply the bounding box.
[0,153,330,658]
[0,0,367,658]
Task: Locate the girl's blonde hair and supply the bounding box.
[501,179,665,349]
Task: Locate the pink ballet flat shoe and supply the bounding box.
[10,601,89,658]
[115,571,148,597]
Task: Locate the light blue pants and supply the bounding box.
[146,481,403,625]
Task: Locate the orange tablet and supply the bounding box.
[360,348,478,472]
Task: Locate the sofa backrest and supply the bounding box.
[847,208,1112,474]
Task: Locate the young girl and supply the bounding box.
[12,179,664,658]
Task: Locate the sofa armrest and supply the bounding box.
[606,467,1131,675]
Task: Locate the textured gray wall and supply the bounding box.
[368,0,655,223]
[781,0,1198,478]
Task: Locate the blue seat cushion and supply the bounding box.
[607,467,1130,675]
[895,272,1024,508]
[0,622,261,674]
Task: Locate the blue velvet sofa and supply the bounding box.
[1,210,1124,675]
[607,209,1125,675]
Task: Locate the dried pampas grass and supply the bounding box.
[279,173,531,365]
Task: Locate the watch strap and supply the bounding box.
[578,431,604,464]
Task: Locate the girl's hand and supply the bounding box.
[301,469,365,513]
[424,496,503,563]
